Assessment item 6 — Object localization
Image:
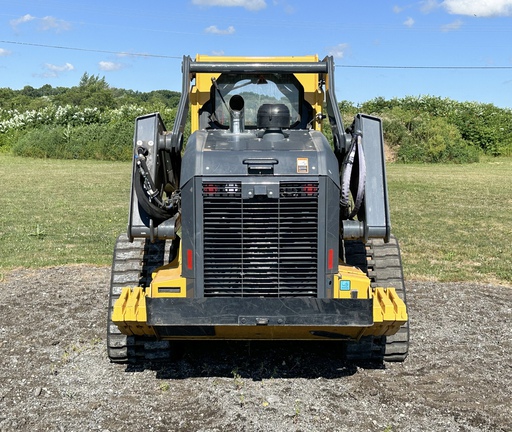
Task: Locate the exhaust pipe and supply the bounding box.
[229,95,245,134]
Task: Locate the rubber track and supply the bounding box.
[343,235,410,362]
[106,234,172,363]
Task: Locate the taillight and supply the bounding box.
[187,249,193,270]
[203,184,218,195]
[303,184,318,196]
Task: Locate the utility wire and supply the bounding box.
[1,39,512,69]
[0,39,182,59]
[339,64,512,70]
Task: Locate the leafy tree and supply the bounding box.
[0,88,16,110]
[361,96,399,114]
[55,72,117,110]
[20,86,40,98]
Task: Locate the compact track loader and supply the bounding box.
[107,55,409,363]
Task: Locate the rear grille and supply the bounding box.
[202,181,319,297]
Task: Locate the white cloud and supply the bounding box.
[10,14,36,29]
[0,48,12,57]
[393,5,404,13]
[39,16,71,32]
[10,13,71,32]
[441,18,463,31]
[39,63,74,78]
[327,43,349,59]
[99,61,124,71]
[45,63,74,72]
[441,0,512,16]
[192,0,266,11]
[211,50,225,55]
[404,17,415,27]
[205,25,236,35]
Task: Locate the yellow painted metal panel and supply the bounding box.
[111,287,155,337]
[334,265,371,299]
[363,287,408,336]
[148,245,187,298]
[149,267,187,298]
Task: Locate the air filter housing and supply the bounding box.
[257,104,291,129]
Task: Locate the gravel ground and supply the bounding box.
[0,265,511,432]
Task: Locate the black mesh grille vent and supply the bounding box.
[202,181,319,297]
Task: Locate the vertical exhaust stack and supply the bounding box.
[229,95,245,134]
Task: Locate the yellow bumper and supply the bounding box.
[112,285,407,340]
[112,287,155,337]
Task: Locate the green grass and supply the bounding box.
[387,157,512,285]
[0,154,511,285]
[0,155,130,270]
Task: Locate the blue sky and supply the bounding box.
[1,0,512,108]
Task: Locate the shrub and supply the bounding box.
[5,95,509,163]
[12,126,66,158]
[0,129,21,153]
[400,116,479,163]
[381,108,479,163]
[95,120,134,161]
[446,101,512,156]
[12,121,134,161]
[363,95,512,157]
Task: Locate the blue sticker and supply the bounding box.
[340,280,351,291]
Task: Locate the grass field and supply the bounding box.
[1,154,511,285]
[387,159,512,285]
[0,155,130,270]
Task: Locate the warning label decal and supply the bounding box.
[297,158,309,174]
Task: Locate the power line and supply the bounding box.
[339,64,512,70]
[1,39,512,69]
[0,39,182,59]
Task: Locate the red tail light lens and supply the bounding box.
[203,184,218,195]
[303,184,318,196]
[187,249,193,270]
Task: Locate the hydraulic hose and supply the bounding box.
[134,147,176,224]
[340,131,366,220]
[349,134,366,219]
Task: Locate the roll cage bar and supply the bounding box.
[165,56,348,157]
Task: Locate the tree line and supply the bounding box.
[1,73,511,163]
[0,73,180,112]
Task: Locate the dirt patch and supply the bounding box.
[1,265,511,431]
[384,142,398,163]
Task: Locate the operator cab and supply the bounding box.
[199,73,314,130]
